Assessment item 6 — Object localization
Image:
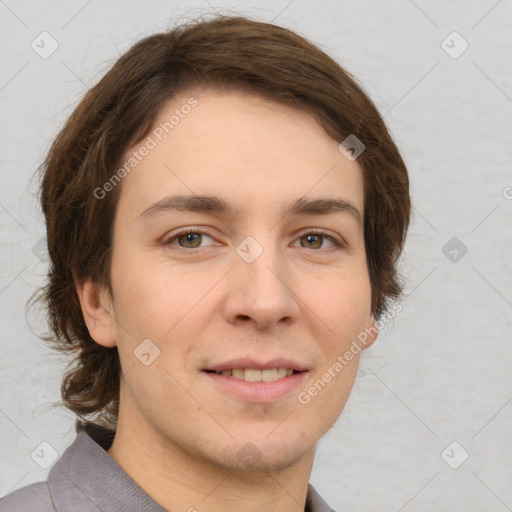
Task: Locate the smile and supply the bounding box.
[203,369,308,403]
[207,367,296,382]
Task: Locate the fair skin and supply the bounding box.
[75,88,377,512]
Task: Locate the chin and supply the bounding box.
[194,430,315,475]
[210,444,310,475]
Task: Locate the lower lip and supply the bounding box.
[203,371,308,403]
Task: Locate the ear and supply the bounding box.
[362,315,379,350]
[73,274,117,348]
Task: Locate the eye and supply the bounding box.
[161,228,216,252]
[293,231,342,250]
[161,228,344,254]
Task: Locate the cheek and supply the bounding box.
[308,272,370,417]
[111,249,178,316]
[299,350,360,438]
[110,253,218,357]
[307,270,372,337]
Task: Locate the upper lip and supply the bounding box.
[204,358,309,373]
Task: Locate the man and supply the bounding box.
[1,14,410,512]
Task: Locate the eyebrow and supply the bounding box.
[138,194,363,228]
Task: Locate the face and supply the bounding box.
[84,88,377,473]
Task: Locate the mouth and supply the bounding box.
[202,359,309,403]
[204,367,301,382]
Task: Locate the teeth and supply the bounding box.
[244,368,261,382]
[218,368,295,382]
[261,369,278,382]
[232,368,244,379]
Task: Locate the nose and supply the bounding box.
[221,240,300,330]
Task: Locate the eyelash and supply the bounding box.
[160,227,345,253]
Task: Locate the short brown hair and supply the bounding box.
[30,14,410,430]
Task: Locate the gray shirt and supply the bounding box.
[0,422,335,511]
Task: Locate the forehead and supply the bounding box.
[116,88,364,223]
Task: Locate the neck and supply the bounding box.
[107,409,315,512]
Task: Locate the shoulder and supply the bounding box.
[0,481,55,512]
[307,483,336,512]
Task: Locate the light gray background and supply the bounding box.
[1,1,511,510]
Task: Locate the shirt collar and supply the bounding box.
[47,422,334,512]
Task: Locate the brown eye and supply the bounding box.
[161,229,216,252]
[177,232,202,248]
[300,234,323,249]
[297,233,339,250]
